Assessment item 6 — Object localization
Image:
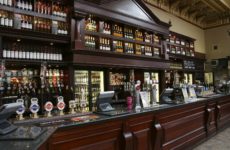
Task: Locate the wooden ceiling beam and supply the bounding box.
[219,0,230,9]
[201,0,223,12]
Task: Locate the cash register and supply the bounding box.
[160,88,186,104]
[0,103,21,135]
[96,91,128,116]
[96,91,115,112]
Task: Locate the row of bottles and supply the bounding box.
[0,11,13,27]
[183,60,195,70]
[113,40,123,53]
[0,0,12,6]
[56,21,68,35]
[124,27,133,39]
[2,43,63,61]
[0,10,69,35]
[34,18,51,32]
[85,35,96,49]
[113,24,123,37]
[52,2,67,18]
[145,46,152,56]
[99,37,110,51]
[1,0,68,18]
[135,44,144,55]
[85,16,162,44]
[16,0,33,11]
[85,15,97,32]
[168,45,194,57]
[75,71,88,84]
[84,36,161,56]
[124,42,134,54]
[168,34,194,48]
[135,30,143,41]
[99,21,111,35]
[45,69,65,96]
[0,68,39,98]
[21,15,33,30]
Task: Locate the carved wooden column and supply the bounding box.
[153,120,163,150]
[216,104,221,130]
[122,122,133,150]
[205,108,212,136]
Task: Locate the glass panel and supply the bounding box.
[91,71,104,111]
[74,70,89,111]
[151,72,159,102]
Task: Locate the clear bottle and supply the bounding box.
[7,0,12,6]
[2,43,7,58]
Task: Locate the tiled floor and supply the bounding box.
[193,127,230,150]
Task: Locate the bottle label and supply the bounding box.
[3,0,7,5]
[6,50,10,58]
[8,0,12,6]
[9,19,13,27]
[18,51,22,58]
[3,50,6,58]
[29,52,33,59]
[22,51,26,59]
[10,50,14,58]
[4,18,9,26]
[1,18,4,26]
[26,52,30,59]
[14,50,19,58]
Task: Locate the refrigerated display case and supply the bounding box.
[91,71,104,111]
[74,70,104,111]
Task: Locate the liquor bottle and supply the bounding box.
[153,47,160,56]
[124,28,133,39]
[171,46,176,54]
[145,46,152,56]
[25,45,29,59]
[16,0,21,8]
[135,30,143,41]
[0,11,4,26]
[14,45,19,59]
[135,44,142,55]
[22,44,26,59]
[113,24,123,37]
[7,0,12,6]
[104,22,111,34]
[3,0,7,5]
[176,46,181,54]
[144,32,152,43]
[154,35,160,44]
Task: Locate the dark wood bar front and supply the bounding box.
[35,95,230,150]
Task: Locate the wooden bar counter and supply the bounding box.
[2,94,229,150]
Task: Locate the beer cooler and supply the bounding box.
[74,70,104,111]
